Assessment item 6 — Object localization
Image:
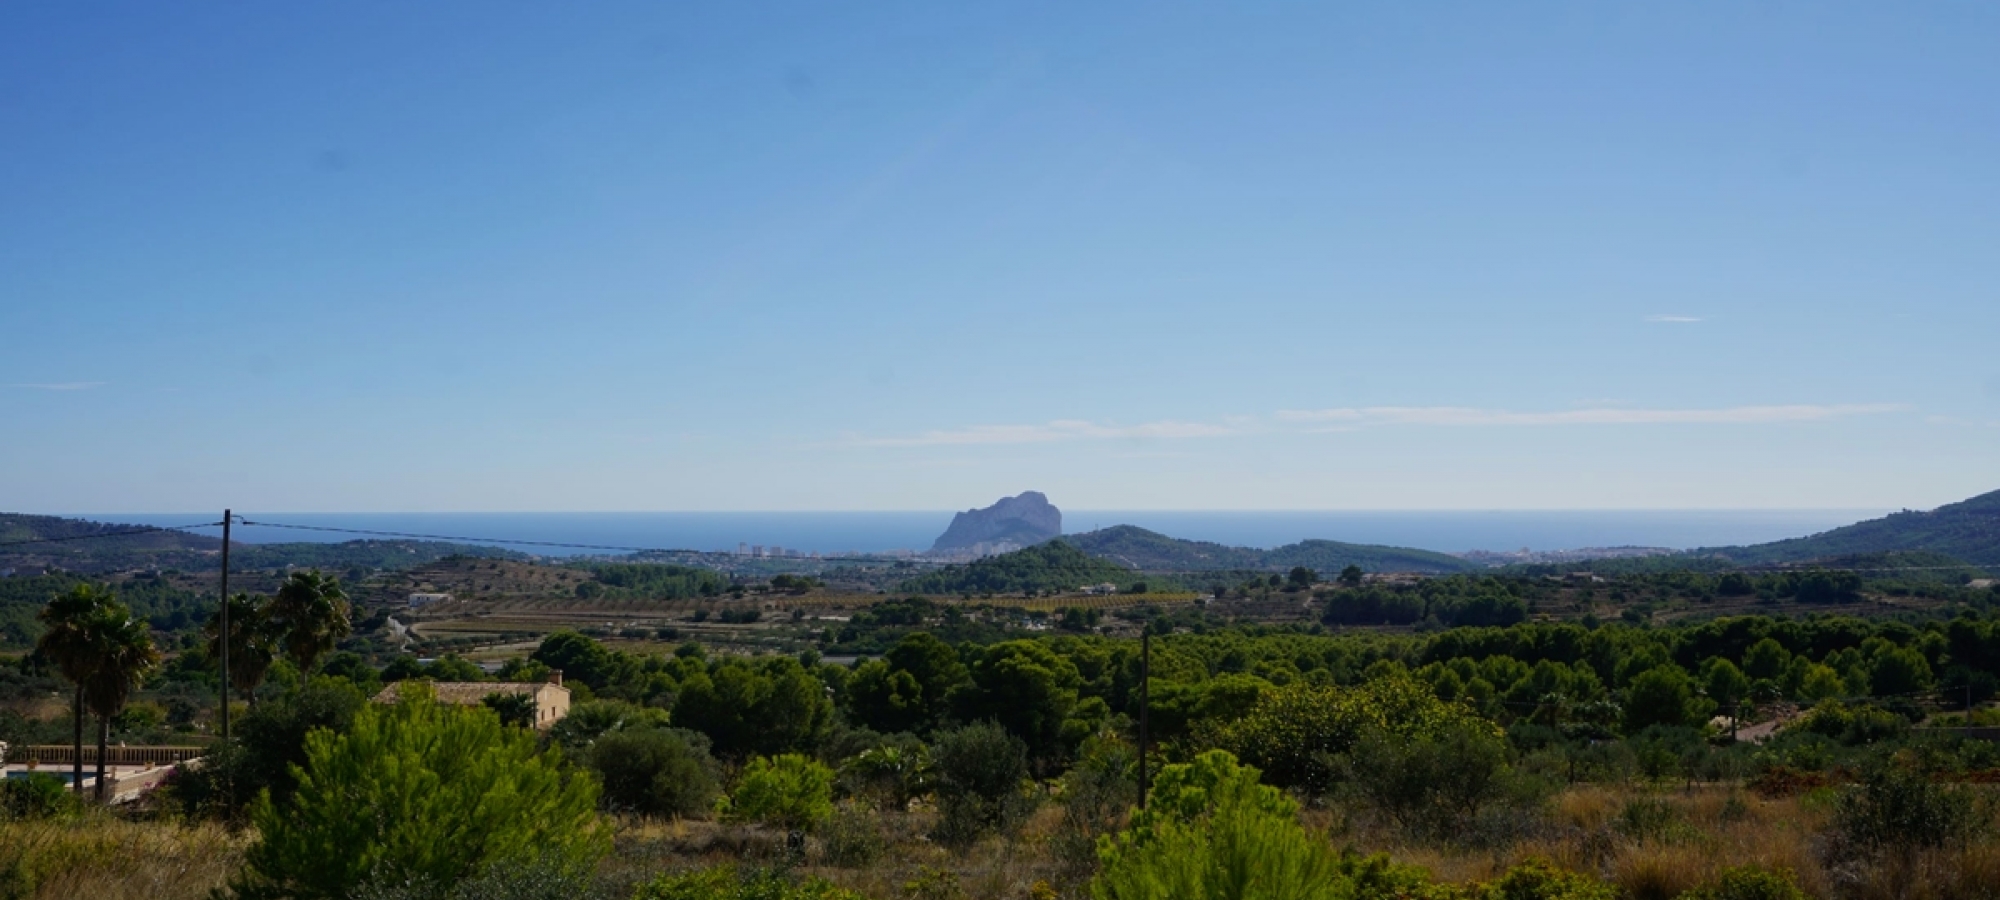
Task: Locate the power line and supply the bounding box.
[0,522,224,548]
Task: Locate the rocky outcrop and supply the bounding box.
[931,492,1062,552]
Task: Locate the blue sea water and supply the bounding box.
[97,509,1883,557]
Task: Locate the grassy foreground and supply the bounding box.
[6,782,1999,900]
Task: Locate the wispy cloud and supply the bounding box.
[1275,404,1906,427]
[855,419,1237,447]
[6,381,105,391]
[857,403,1906,448]
[1644,315,1703,323]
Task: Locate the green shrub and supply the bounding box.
[929,721,1035,847]
[1052,733,1139,878]
[1133,749,1294,833]
[1096,780,1360,900]
[1343,714,1511,839]
[0,772,76,820]
[727,754,835,833]
[901,865,966,900]
[632,866,866,900]
[1614,797,1684,843]
[817,802,885,868]
[586,726,720,818]
[548,699,672,753]
[836,741,931,811]
[1470,859,1617,900]
[1832,766,1977,855]
[166,676,366,821]
[233,684,609,900]
[1208,675,1489,793]
[1677,865,1808,900]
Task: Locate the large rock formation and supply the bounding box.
[931,492,1062,552]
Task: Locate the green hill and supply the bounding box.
[0,513,223,574]
[0,512,524,576]
[1057,526,1264,570]
[1261,539,1485,575]
[1707,489,2000,567]
[898,540,1141,595]
[1059,525,1482,575]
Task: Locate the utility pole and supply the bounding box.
[1138,629,1150,810]
[218,510,231,743]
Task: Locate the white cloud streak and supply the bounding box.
[1275,404,1906,426]
[6,381,105,391]
[1645,315,1703,323]
[857,403,1906,448]
[855,419,1237,447]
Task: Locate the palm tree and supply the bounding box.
[79,605,160,802]
[35,584,114,795]
[205,592,279,708]
[267,570,351,674]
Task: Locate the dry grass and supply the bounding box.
[0,812,243,900]
[9,783,2000,900]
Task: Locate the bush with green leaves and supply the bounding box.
[1092,750,1352,900]
[673,656,834,759]
[817,801,886,868]
[165,676,366,820]
[1456,859,1616,900]
[232,684,609,900]
[1677,865,1808,900]
[1622,665,1711,733]
[835,740,931,810]
[586,726,721,818]
[929,721,1036,847]
[549,699,673,753]
[726,753,836,833]
[1052,733,1140,878]
[0,771,76,820]
[1831,766,1977,855]
[1208,674,1491,794]
[1132,749,1295,832]
[1342,713,1511,839]
[631,866,866,900]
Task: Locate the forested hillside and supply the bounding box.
[0,512,222,574]
[1710,489,2000,566]
[897,540,1144,595]
[0,512,523,576]
[1061,525,1482,574]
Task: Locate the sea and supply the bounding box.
[95,510,1883,558]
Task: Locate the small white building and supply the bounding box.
[408,592,452,609]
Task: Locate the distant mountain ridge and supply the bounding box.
[1707,489,2000,567]
[1059,524,1483,575]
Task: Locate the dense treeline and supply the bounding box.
[17,570,2000,898]
[896,541,1148,595]
[0,572,212,647]
[1060,525,1481,574]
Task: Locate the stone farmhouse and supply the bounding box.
[371,671,571,729]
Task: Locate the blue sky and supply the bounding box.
[3,2,1996,513]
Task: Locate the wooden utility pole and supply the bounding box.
[1138,629,1150,810]
[218,510,231,742]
